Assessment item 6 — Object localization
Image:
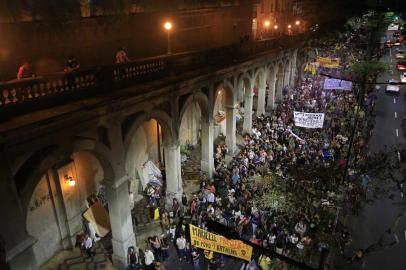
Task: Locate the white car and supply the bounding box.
[394,40,402,46]
[401,72,406,83]
[386,79,400,93]
[395,50,405,59]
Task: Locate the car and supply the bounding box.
[401,72,406,83]
[396,61,406,70]
[386,79,400,93]
[395,49,405,59]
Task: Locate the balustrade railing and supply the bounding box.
[0,34,307,118]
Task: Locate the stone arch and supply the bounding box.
[237,73,252,103]
[123,109,175,152]
[266,62,278,110]
[179,91,209,127]
[212,79,237,153]
[16,141,114,221]
[252,67,266,115]
[15,138,114,266]
[213,80,235,113]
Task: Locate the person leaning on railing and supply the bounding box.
[64,55,80,73]
[17,61,33,79]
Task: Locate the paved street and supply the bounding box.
[346,30,406,270]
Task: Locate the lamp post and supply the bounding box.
[164,21,173,54]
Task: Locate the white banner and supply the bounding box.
[388,25,399,31]
[294,112,325,129]
[323,78,353,91]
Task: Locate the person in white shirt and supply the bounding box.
[82,234,95,257]
[176,235,187,261]
[144,249,155,270]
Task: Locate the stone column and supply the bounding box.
[290,52,298,86]
[267,74,276,111]
[201,120,214,177]
[256,87,266,116]
[284,67,291,88]
[0,164,37,270]
[225,105,237,156]
[276,74,284,103]
[104,177,136,270]
[243,91,254,134]
[164,143,183,205]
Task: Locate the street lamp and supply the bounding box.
[264,20,271,27]
[288,24,292,29]
[164,21,173,54]
[274,25,278,30]
[295,20,300,26]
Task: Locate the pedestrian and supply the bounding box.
[144,249,155,270]
[182,192,188,207]
[81,234,95,258]
[191,248,200,270]
[127,246,139,270]
[176,234,187,262]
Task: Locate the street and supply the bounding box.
[346,29,406,270]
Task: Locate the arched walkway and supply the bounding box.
[26,151,107,267]
[253,68,266,116]
[213,81,236,155]
[179,91,214,177]
[124,110,182,206]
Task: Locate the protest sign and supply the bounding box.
[294,112,325,129]
[317,56,340,68]
[189,224,252,261]
[323,78,353,91]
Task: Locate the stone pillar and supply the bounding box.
[201,120,214,177]
[0,164,37,270]
[226,105,237,155]
[276,74,283,103]
[256,87,266,116]
[284,67,291,88]
[267,75,276,111]
[290,52,298,86]
[105,177,136,270]
[164,143,183,205]
[243,91,254,134]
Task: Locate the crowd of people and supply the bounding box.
[126,17,378,270]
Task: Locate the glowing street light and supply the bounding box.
[164,21,173,54]
[295,20,300,26]
[164,21,172,31]
[288,24,292,29]
[274,25,278,30]
[264,20,271,27]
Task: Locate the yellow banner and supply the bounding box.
[317,56,340,68]
[189,224,253,261]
